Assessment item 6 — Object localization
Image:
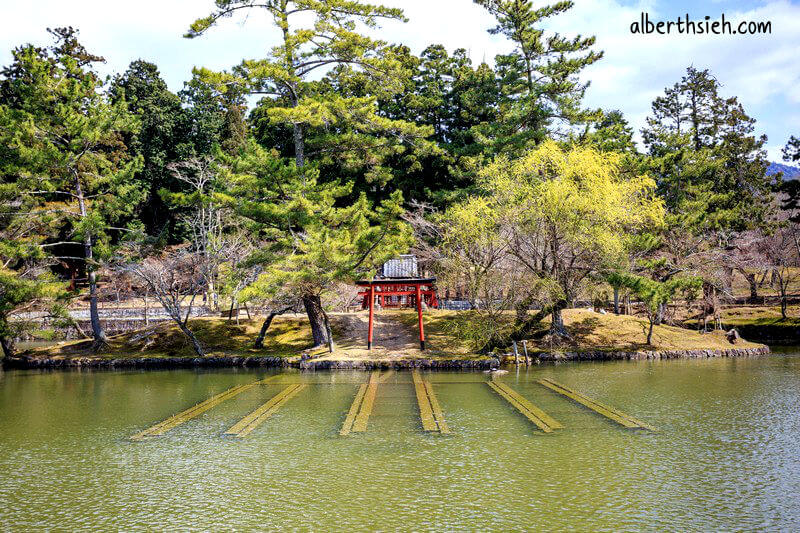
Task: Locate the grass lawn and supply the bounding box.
[527,309,764,353]
[719,305,800,326]
[21,308,763,362]
[25,316,313,360]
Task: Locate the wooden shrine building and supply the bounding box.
[355,255,438,350]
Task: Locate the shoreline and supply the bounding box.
[3,345,771,370]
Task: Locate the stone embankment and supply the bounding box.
[534,346,770,362]
[4,346,770,370]
[3,354,500,370]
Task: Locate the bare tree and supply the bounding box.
[764,226,799,319]
[726,230,769,303]
[118,247,207,356]
[167,158,228,311]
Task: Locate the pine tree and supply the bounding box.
[186,1,427,340]
[643,66,774,238]
[221,141,413,348]
[186,0,430,173]
[473,0,603,154]
[111,60,195,240]
[0,28,142,350]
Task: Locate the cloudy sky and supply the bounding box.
[1,0,798,161]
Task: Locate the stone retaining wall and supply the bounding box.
[3,346,769,370]
[534,345,770,362]
[298,358,499,370]
[2,355,290,370]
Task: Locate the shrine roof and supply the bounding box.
[355,277,436,286]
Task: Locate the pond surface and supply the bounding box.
[1,353,799,531]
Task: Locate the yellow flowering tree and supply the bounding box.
[479,141,664,337]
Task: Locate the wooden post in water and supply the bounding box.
[522,340,530,366]
[512,341,519,366]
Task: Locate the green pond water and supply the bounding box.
[1,353,799,531]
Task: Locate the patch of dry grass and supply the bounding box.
[531,309,763,352]
[719,306,800,326]
[27,316,313,360]
[24,307,762,362]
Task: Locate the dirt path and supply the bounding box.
[326,311,424,360]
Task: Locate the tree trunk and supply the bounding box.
[613,287,619,314]
[143,291,149,326]
[177,321,205,357]
[779,279,788,319]
[303,294,329,347]
[322,308,335,353]
[743,271,759,303]
[207,280,218,311]
[253,305,294,348]
[254,312,279,349]
[550,303,569,337]
[293,123,305,168]
[646,319,655,345]
[74,171,107,352]
[723,266,733,293]
[0,334,15,359]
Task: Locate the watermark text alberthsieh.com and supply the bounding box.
[631,13,772,35]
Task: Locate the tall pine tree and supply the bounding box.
[0,28,142,350]
[473,0,602,154]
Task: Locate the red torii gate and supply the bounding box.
[355,278,438,350]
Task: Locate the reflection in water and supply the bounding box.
[1,354,799,530]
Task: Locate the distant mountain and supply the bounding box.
[768,162,800,180]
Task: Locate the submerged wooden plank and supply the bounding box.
[486,381,557,433]
[377,370,396,384]
[492,381,563,430]
[537,378,655,431]
[352,382,378,432]
[340,384,369,436]
[423,381,449,434]
[412,370,440,432]
[225,384,307,437]
[130,379,270,441]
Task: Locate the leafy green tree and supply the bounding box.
[0,28,143,350]
[643,66,774,238]
[186,0,430,182]
[608,272,701,344]
[111,60,195,240]
[477,141,664,337]
[253,43,499,205]
[375,45,500,203]
[781,136,800,222]
[581,110,637,154]
[473,0,603,154]
[0,175,67,358]
[222,141,413,348]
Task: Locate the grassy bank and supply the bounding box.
[718,305,800,327]
[18,308,765,363]
[524,309,764,353]
[24,317,313,360]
